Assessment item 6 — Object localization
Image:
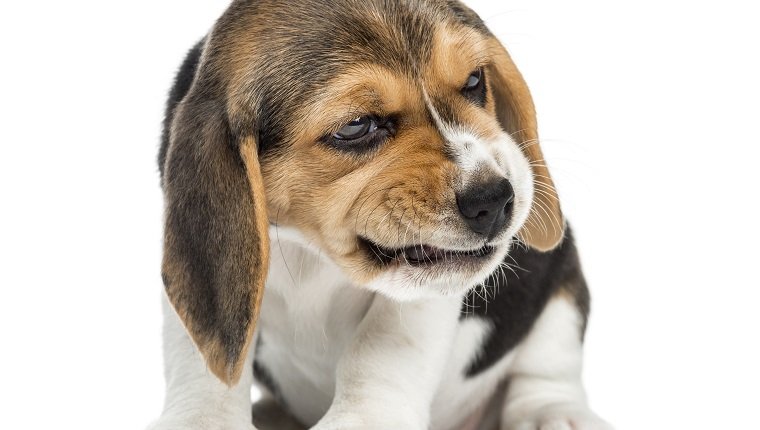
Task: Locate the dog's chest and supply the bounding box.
[255,231,508,429]
[256,234,375,423]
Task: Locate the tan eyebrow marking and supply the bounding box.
[288,64,421,145]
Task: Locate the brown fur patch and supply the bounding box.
[260,64,460,284]
[426,24,565,252]
[161,89,270,386]
[426,24,506,140]
[427,23,490,93]
[486,38,565,251]
[160,0,567,386]
[256,17,566,287]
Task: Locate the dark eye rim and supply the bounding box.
[333,116,377,140]
[462,67,487,106]
[321,115,396,153]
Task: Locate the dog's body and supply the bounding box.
[255,226,592,430]
[151,1,610,429]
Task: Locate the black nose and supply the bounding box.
[456,178,514,238]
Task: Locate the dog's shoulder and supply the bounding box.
[463,226,589,376]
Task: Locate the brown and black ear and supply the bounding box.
[161,76,269,385]
[488,39,565,251]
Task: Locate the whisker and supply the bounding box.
[354,186,396,233]
[400,209,414,267]
[532,187,559,201]
[275,206,297,287]
[377,198,401,229]
[506,127,530,141]
[362,198,392,238]
[531,197,563,233]
[396,207,409,244]
[517,138,540,150]
[527,205,550,234]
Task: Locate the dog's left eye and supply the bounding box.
[333,116,378,140]
[464,69,482,90]
[462,68,486,106]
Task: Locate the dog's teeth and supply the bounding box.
[389,243,493,264]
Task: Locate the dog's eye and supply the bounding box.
[462,68,486,106]
[463,69,482,90]
[323,115,395,154]
[333,116,378,140]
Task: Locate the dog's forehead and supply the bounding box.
[263,2,438,75]
[212,0,489,147]
[219,0,488,83]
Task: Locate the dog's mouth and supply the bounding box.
[360,237,495,267]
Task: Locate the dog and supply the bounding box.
[150,1,611,429]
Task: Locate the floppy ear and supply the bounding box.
[161,91,270,385]
[488,39,565,251]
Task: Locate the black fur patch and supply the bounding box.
[446,0,490,34]
[159,0,578,386]
[253,338,286,407]
[159,39,204,179]
[160,29,268,379]
[462,228,590,377]
[161,94,261,371]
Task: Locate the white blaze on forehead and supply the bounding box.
[419,85,535,246]
[421,86,506,183]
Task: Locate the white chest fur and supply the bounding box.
[152,227,605,430]
[256,227,511,428]
[257,228,375,424]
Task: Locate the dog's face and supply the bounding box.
[161,0,564,384]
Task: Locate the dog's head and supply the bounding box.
[161,0,564,384]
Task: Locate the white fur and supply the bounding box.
[150,131,608,430]
[148,295,255,430]
[260,229,467,429]
[363,243,511,301]
[447,126,535,248]
[152,94,604,430]
[256,226,375,425]
[151,231,610,430]
[312,294,463,429]
[431,317,517,430]
[356,89,537,303]
[500,297,613,430]
[421,86,535,249]
[422,87,502,179]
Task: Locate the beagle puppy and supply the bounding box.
[151,1,611,429]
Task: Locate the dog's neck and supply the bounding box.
[266,224,352,290]
[263,223,373,328]
[259,225,375,424]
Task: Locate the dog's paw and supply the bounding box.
[311,410,424,430]
[503,403,613,430]
[147,416,258,430]
[309,412,365,430]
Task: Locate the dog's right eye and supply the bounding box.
[323,115,395,153]
[333,116,377,140]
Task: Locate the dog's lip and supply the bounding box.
[359,237,495,266]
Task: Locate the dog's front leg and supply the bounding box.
[312,293,462,430]
[147,295,257,430]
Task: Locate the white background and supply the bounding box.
[1,1,758,429]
